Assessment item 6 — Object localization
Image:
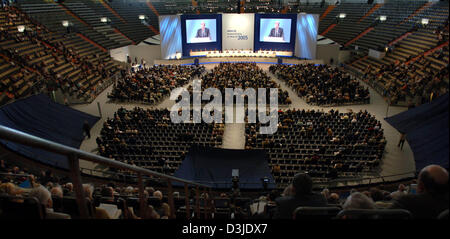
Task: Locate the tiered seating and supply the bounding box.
[286,2,329,16]
[322,3,376,46]
[153,1,196,15]
[270,64,370,106]
[351,1,427,51]
[347,2,448,106]
[61,0,132,47]
[0,6,120,104]
[18,0,125,50]
[107,0,158,43]
[97,107,224,175]
[245,109,386,189]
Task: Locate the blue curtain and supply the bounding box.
[174,146,276,189]
[0,94,99,170]
[385,93,449,171]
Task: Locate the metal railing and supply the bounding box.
[0,125,211,219]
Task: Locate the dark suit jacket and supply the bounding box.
[269,28,284,38]
[196,28,210,38]
[274,193,328,219]
[390,192,449,219]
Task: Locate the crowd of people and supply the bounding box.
[363,45,449,106]
[0,159,176,219]
[108,65,205,104]
[0,6,120,105]
[190,63,291,105]
[362,21,449,106]
[96,107,224,175]
[270,64,370,106]
[246,108,386,187]
[1,158,448,219]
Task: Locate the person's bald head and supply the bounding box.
[418,165,448,195]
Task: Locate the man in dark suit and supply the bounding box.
[269,21,284,39]
[274,173,328,219]
[195,22,210,39]
[390,164,448,219]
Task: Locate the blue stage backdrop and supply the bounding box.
[254,13,297,52]
[181,14,222,57]
[173,146,276,189]
[385,93,449,171]
[0,94,100,170]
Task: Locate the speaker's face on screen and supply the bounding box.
[201,22,205,30]
[275,21,280,29]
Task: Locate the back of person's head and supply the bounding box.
[153,190,163,200]
[124,186,134,195]
[145,187,155,196]
[292,173,313,196]
[369,188,384,202]
[342,192,375,210]
[50,185,63,198]
[83,184,94,200]
[0,182,23,196]
[65,182,73,192]
[29,185,52,208]
[173,191,180,198]
[418,165,449,195]
[321,188,330,199]
[328,193,340,204]
[268,190,280,201]
[101,186,114,198]
[282,184,294,197]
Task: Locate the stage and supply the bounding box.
[154,57,323,65]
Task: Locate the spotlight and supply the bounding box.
[100,17,108,23]
[339,13,346,19]
[138,15,146,20]
[62,20,69,27]
[421,18,429,25]
[379,15,387,22]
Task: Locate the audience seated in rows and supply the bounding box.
[270,64,370,106]
[108,65,205,104]
[190,63,291,105]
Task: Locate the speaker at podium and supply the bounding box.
[194,58,199,66]
[277,58,283,64]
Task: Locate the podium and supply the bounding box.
[190,37,212,43]
[263,36,285,43]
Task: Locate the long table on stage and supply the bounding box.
[154,57,323,65]
[189,50,293,58]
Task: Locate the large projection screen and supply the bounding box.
[159,15,183,59]
[295,13,319,60]
[222,14,254,51]
[181,14,222,56]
